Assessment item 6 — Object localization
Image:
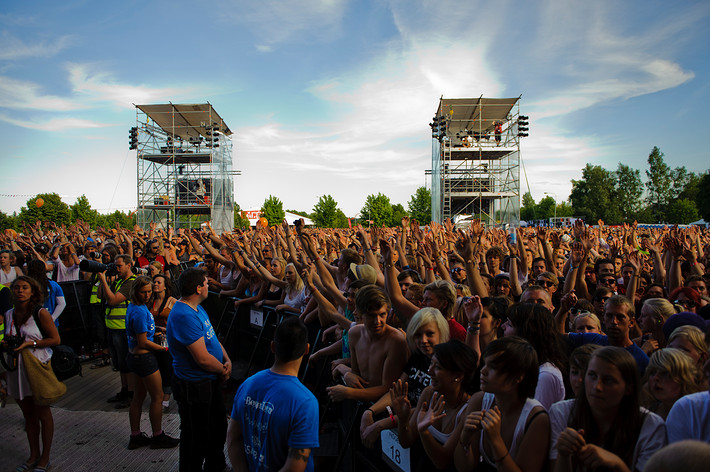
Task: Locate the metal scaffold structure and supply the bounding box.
[429,96,524,226]
[133,103,238,234]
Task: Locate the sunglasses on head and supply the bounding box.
[570,308,591,316]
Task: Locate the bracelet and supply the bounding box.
[33,340,38,350]
[386,405,396,426]
[366,408,374,416]
[426,267,434,271]
[467,326,480,333]
[385,264,393,268]
[364,248,372,252]
[494,451,509,463]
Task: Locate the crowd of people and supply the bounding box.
[1,216,710,471]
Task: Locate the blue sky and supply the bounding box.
[1,0,709,218]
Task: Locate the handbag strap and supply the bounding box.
[31,305,47,340]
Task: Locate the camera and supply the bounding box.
[0,335,23,352]
[294,219,301,227]
[89,251,101,259]
[80,259,118,276]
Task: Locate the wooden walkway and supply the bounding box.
[0,360,235,472]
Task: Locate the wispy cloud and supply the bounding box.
[0,113,112,131]
[66,63,198,109]
[0,75,87,111]
[0,31,73,60]
[217,0,348,49]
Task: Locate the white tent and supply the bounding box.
[241,209,314,227]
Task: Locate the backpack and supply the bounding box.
[32,307,82,381]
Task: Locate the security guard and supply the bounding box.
[98,254,136,408]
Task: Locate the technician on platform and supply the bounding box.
[227,317,319,472]
[167,268,232,472]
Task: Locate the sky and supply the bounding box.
[1,0,709,219]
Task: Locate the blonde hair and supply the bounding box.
[271,256,287,279]
[646,348,705,397]
[573,312,602,332]
[406,308,450,353]
[641,298,676,324]
[668,325,709,359]
[285,262,304,293]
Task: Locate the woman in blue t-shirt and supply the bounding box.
[125,276,179,450]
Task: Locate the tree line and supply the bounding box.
[522,146,709,225]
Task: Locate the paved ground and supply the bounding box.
[0,360,234,472]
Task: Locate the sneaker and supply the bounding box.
[162,402,170,413]
[150,432,180,449]
[107,391,126,403]
[114,398,131,409]
[127,432,151,450]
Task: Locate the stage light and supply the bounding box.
[129,127,138,150]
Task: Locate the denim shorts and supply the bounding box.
[127,351,159,377]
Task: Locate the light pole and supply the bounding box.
[544,192,557,227]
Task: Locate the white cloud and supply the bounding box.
[0,76,87,111]
[217,0,348,48]
[0,113,112,131]
[66,64,198,109]
[0,31,73,60]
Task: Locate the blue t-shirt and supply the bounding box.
[125,303,155,351]
[45,280,64,327]
[167,301,222,381]
[568,332,649,375]
[232,369,319,472]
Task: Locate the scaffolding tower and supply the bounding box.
[430,97,523,227]
[134,103,237,234]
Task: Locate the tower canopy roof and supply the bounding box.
[435,97,519,136]
[136,103,233,141]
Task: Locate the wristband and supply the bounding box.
[426,267,434,271]
[364,248,372,252]
[386,406,396,426]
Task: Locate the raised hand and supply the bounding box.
[417,391,447,432]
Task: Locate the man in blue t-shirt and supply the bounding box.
[566,294,649,375]
[228,317,319,472]
[167,268,232,472]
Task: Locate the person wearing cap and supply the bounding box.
[348,263,377,285]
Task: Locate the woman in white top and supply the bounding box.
[3,276,60,471]
[502,302,567,409]
[455,336,550,472]
[550,346,666,472]
[0,249,23,285]
[391,340,478,471]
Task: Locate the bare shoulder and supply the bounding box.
[383,325,407,344]
[349,324,365,339]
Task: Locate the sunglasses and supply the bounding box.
[570,308,591,316]
[599,278,616,285]
[537,280,555,287]
[451,267,465,273]
[674,299,696,308]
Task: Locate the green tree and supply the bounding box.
[233,203,250,230]
[697,172,710,221]
[569,164,622,223]
[361,193,393,227]
[665,199,699,224]
[70,194,99,227]
[556,202,574,218]
[520,192,537,222]
[614,163,644,221]
[312,195,343,228]
[0,211,17,231]
[18,193,73,227]
[96,210,135,229]
[645,147,672,222]
[407,187,431,224]
[536,196,556,220]
[390,203,408,227]
[678,172,701,203]
[260,195,285,226]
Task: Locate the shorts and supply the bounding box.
[127,351,159,378]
